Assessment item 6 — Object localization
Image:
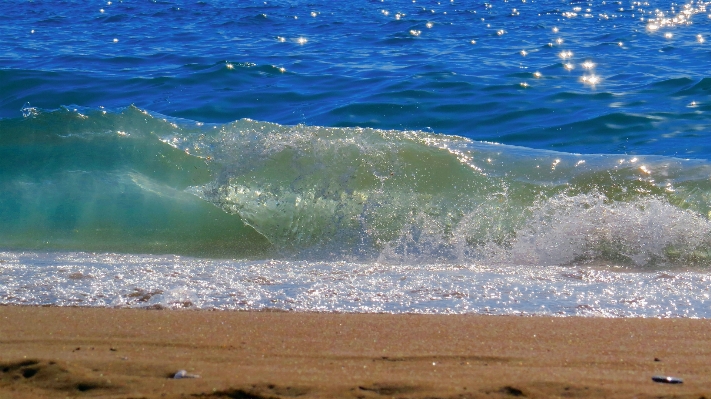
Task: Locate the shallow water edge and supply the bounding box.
[1,250,709,317]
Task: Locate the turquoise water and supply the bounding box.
[2,0,711,315]
[5,108,711,267]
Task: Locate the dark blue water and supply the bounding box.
[3,0,711,155]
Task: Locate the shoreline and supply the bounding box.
[1,306,710,398]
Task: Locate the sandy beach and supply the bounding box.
[1,306,710,398]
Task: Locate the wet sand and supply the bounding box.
[1,306,710,398]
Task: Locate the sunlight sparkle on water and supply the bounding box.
[645,1,711,29]
[4,251,711,316]
[581,75,600,85]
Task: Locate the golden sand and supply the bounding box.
[1,306,710,398]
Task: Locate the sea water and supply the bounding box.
[2,0,711,316]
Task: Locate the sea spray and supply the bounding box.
[3,106,711,267]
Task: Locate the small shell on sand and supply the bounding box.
[652,375,683,384]
[173,370,201,379]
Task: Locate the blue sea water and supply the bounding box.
[2,0,711,316]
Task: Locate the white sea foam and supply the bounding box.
[1,251,709,317]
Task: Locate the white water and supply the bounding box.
[2,251,709,317]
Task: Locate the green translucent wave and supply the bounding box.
[2,106,711,266]
[0,106,270,257]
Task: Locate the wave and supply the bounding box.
[2,105,711,267]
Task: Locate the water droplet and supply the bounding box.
[21,102,37,118]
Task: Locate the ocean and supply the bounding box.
[2,0,711,316]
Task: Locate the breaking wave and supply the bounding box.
[3,105,711,268]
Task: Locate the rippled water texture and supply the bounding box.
[1,0,711,155]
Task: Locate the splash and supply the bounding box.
[2,106,711,267]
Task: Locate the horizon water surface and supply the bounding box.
[2,0,711,316]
